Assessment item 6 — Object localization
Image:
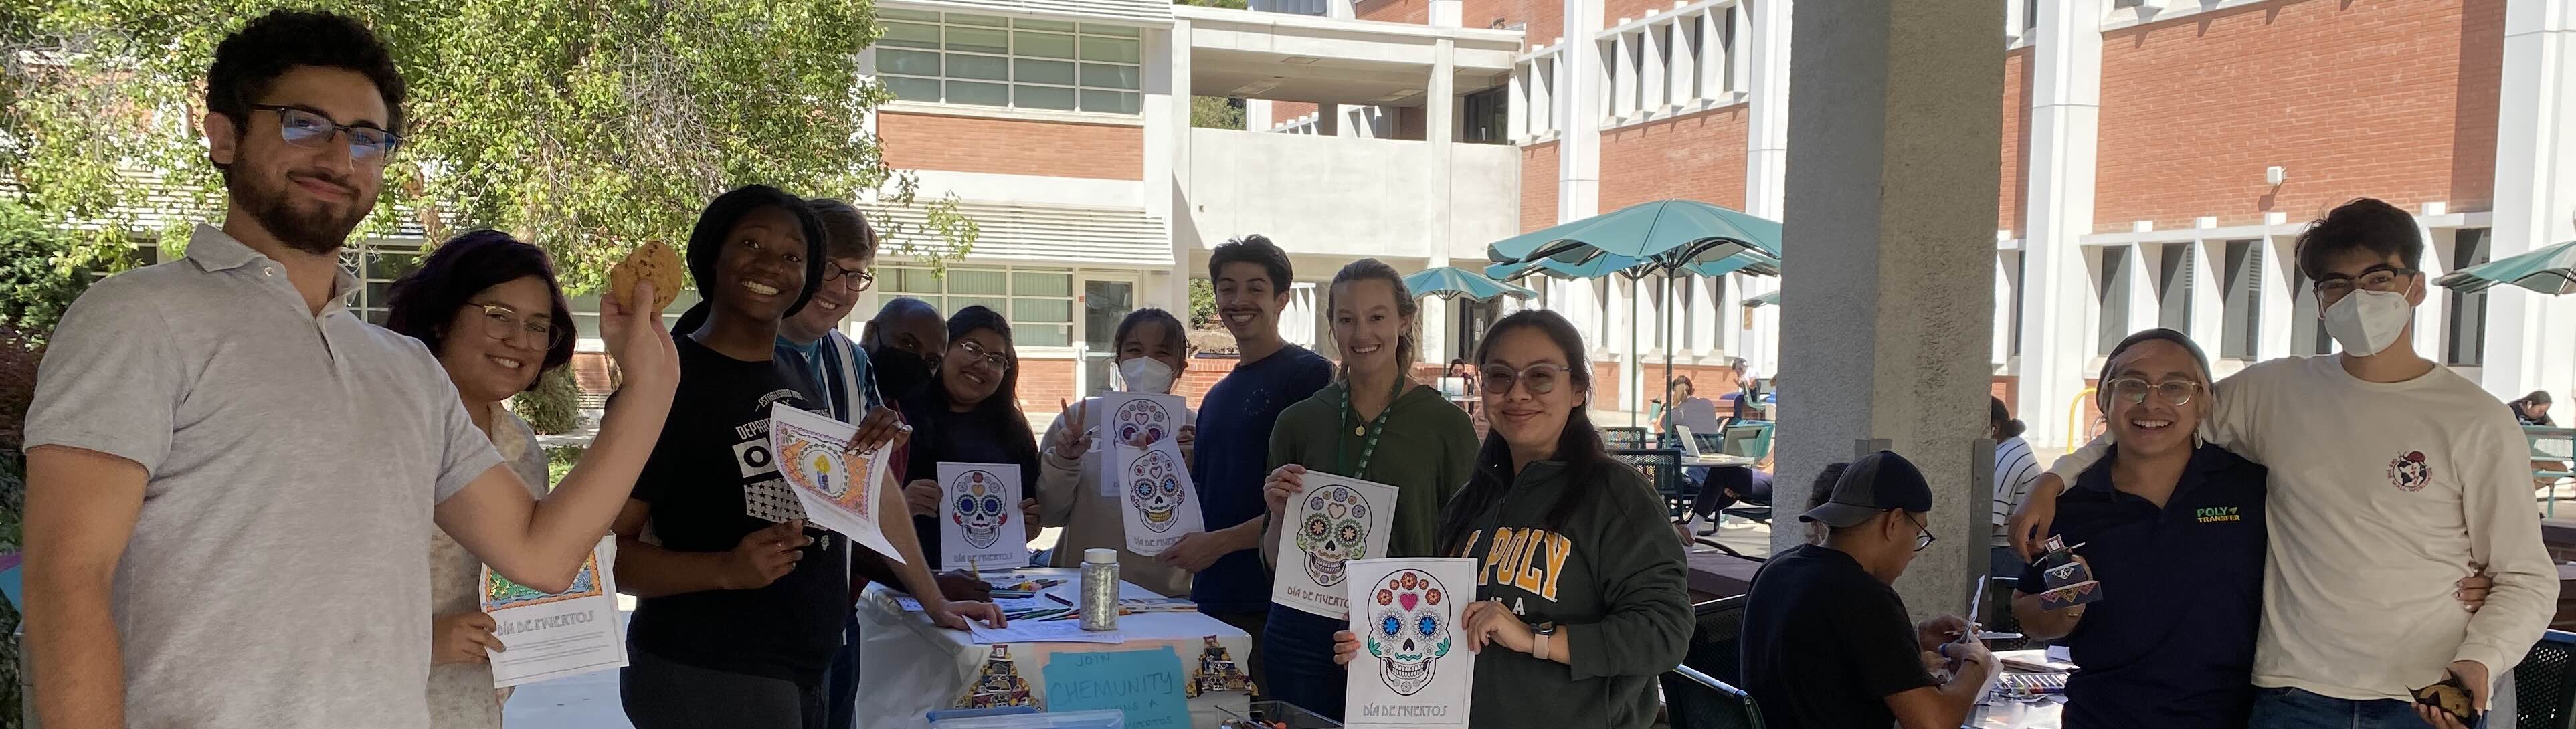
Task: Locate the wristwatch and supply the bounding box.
[1531,622,1558,661]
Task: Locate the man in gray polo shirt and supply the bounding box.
[18,11,679,729]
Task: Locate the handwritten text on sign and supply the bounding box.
[1041,647,1191,729]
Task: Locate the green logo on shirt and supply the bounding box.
[2195,506,2243,523]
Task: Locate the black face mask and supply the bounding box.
[870,346,936,401]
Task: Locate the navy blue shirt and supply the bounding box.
[1187,345,1333,613]
[2018,443,2267,729]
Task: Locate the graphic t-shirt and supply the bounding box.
[625,336,848,685]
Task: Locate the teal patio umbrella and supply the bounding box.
[2437,239,2576,295]
[1485,199,1786,427]
[2437,238,2576,398]
[1742,290,1780,308]
[1404,266,1538,302]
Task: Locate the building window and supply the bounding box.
[2097,246,2131,354]
[1463,86,1508,143]
[2155,243,2193,332]
[339,241,426,325]
[2446,228,2491,367]
[883,264,1075,347]
[877,9,1143,115]
[2219,240,2262,360]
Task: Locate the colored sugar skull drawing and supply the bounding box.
[1115,399,1171,445]
[1296,484,1372,587]
[483,551,606,611]
[1128,449,1187,532]
[779,435,860,499]
[951,470,1010,550]
[1366,568,1452,696]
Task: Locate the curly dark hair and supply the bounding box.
[1208,234,1293,292]
[2293,197,2423,280]
[206,10,408,148]
[383,231,577,391]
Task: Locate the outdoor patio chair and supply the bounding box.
[2514,629,2576,729]
[1663,594,1761,729]
[2531,427,2575,517]
[1611,447,1693,521]
[1605,425,1655,450]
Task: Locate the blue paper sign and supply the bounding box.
[0,551,23,611]
[1041,647,1190,729]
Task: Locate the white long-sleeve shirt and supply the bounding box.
[2049,355,2557,700]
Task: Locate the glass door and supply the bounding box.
[1081,278,1136,397]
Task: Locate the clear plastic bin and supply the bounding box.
[928,708,1124,729]
[1216,700,1342,729]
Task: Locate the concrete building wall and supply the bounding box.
[1598,104,1750,211]
[1184,128,1520,259]
[2090,0,2505,233]
[879,112,1146,180]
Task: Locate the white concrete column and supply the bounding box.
[2412,219,2450,364]
[1557,0,1606,223]
[1509,64,1531,140]
[1430,0,1463,27]
[1326,0,1356,19]
[1245,98,1273,131]
[1640,23,1669,114]
[1732,0,1791,377]
[2188,238,2223,348]
[2256,233,2298,361]
[2013,0,2103,449]
[1770,0,2003,618]
[2484,0,2576,402]
[1727,3,1752,96]
[1669,13,1699,106]
[1425,40,1457,363]
[1608,32,1636,120]
[1154,21,1192,310]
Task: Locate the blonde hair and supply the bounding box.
[1327,258,1420,379]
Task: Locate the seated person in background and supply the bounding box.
[1989,396,2041,579]
[1741,451,1996,729]
[2512,391,2554,427]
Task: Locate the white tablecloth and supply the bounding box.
[855,568,1253,729]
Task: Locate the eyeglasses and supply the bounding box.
[821,262,875,292]
[1480,363,1570,395]
[952,340,1010,371]
[250,105,402,163]
[2313,266,2417,305]
[2105,377,2202,406]
[469,303,558,348]
[1910,514,1935,552]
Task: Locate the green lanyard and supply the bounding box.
[1339,379,1405,476]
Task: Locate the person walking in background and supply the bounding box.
[1036,308,1200,597]
[895,306,1046,566]
[1334,310,1689,729]
[1989,396,2041,579]
[2012,199,2556,729]
[1177,235,1337,686]
[610,186,996,728]
[20,12,680,728]
[1741,451,1997,729]
[381,231,579,728]
[1258,259,1478,720]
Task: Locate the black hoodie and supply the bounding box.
[1447,457,1691,729]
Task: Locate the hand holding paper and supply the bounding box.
[767,404,905,564]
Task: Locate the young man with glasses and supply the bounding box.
[1742,451,1999,729]
[19,12,680,729]
[2012,199,2553,729]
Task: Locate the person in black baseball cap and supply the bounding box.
[1740,451,1999,729]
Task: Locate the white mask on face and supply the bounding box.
[1117,357,1178,394]
[2322,286,2415,357]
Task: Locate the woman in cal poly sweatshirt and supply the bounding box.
[1333,308,1691,729]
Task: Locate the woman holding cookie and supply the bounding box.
[608,185,1001,728]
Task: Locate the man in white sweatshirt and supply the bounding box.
[2010,198,2555,729]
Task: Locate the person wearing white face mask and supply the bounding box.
[2010,198,2555,729]
[1034,308,1200,596]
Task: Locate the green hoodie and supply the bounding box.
[1447,455,1691,729]
[1268,381,1479,558]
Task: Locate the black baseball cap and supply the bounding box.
[1798,451,1934,528]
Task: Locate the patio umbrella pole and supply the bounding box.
[1631,278,1641,429]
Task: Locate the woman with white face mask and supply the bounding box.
[1035,308,1200,596]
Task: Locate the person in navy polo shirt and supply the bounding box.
[2013,329,2492,729]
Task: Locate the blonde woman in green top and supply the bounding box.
[1257,258,1479,720]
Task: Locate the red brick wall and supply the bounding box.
[879,112,1143,181]
[1599,104,1750,212]
[2000,47,2031,237]
[571,352,614,394]
[1397,106,1428,141]
[1465,0,1550,43]
[1267,102,1320,130]
[1016,358,1079,417]
[1356,0,1431,23]
[1603,0,1684,26]
[1522,141,1561,232]
[2092,0,2504,232]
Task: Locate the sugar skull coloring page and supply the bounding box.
[1269,472,1398,619]
[937,462,1025,572]
[1342,558,1477,728]
[1118,438,1204,556]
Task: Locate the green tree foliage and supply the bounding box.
[0,0,977,296]
[0,199,119,341]
[513,365,582,436]
[1188,278,1217,328]
[1176,0,1248,130]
